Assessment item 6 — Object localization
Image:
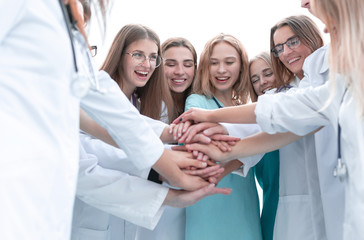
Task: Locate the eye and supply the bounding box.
[149,54,158,62]
[184,63,194,68]
[210,61,218,65]
[251,77,259,84]
[226,61,235,65]
[132,52,144,59]
[264,71,273,77]
[165,62,176,67]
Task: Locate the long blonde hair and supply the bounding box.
[193,33,250,105]
[315,0,364,115]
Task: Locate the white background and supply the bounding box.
[89,0,329,68]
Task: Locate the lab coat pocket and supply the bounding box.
[273,195,315,240]
[74,226,110,240]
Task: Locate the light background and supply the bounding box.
[88,0,329,211]
[89,0,329,68]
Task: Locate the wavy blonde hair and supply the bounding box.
[314,0,364,115]
[192,33,250,105]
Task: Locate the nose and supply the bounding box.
[301,0,310,9]
[174,64,184,75]
[140,58,151,68]
[217,63,226,73]
[282,44,293,57]
[260,76,268,85]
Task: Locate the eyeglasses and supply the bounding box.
[90,45,97,57]
[125,52,162,68]
[271,36,301,57]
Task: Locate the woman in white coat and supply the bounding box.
[174,0,364,239]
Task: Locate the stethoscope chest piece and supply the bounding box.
[333,158,347,182]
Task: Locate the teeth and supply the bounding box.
[288,57,300,64]
[217,77,228,80]
[173,79,185,83]
[136,71,148,75]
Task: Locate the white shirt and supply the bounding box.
[255,55,364,239]
[0,1,79,239]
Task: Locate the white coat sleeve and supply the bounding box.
[80,71,164,171]
[221,123,264,176]
[0,0,25,43]
[142,115,168,138]
[77,140,168,230]
[255,80,344,136]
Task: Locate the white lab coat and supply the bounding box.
[300,45,345,240]
[0,1,80,239]
[81,71,165,172]
[256,77,326,240]
[72,131,169,240]
[255,58,364,239]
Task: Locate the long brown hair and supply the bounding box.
[193,33,250,105]
[270,15,323,87]
[161,37,197,120]
[101,24,174,122]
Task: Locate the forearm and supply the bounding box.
[209,103,257,124]
[229,131,302,159]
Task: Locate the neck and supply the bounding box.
[119,81,135,100]
[214,90,234,107]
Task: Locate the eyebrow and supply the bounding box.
[262,68,272,73]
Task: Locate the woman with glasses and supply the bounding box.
[101,24,173,123]
[183,33,263,240]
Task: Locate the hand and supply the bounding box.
[184,142,234,163]
[171,150,208,169]
[183,164,224,181]
[178,122,240,145]
[169,121,192,140]
[172,107,214,124]
[214,160,243,183]
[163,184,232,208]
[152,149,211,191]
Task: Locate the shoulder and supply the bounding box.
[303,45,329,72]
[185,94,214,111]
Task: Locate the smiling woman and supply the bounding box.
[100,23,174,122]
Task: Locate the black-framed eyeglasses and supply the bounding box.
[90,45,97,57]
[271,36,301,57]
[125,52,162,68]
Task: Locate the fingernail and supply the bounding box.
[201,162,207,167]
[179,118,182,122]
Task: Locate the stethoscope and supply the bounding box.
[58,0,105,98]
[333,89,348,182]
